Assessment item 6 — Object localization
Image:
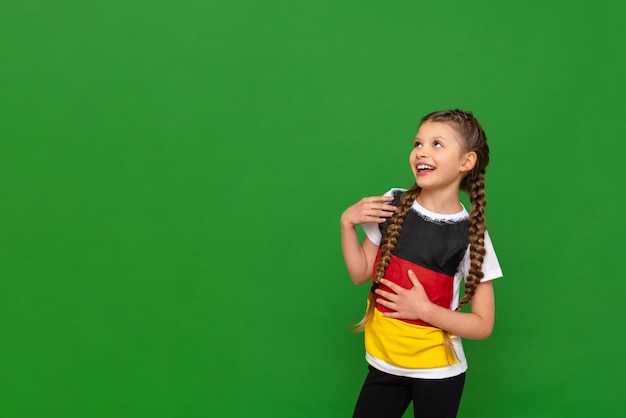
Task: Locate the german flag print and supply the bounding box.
[364,189,469,369]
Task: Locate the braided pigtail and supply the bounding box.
[352,184,421,332]
[457,171,487,311]
[421,109,491,360]
[443,172,487,361]
[422,108,490,310]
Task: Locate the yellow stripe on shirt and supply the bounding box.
[365,308,458,369]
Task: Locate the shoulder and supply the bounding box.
[460,230,503,281]
[362,188,405,246]
[384,188,406,198]
[385,188,407,206]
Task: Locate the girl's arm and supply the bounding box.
[375,271,495,340]
[340,196,396,285]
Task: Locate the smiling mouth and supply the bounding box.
[416,164,435,173]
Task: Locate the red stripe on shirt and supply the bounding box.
[373,250,454,327]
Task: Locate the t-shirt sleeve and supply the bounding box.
[460,230,503,282]
[361,189,396,246]
[362,221,382,246]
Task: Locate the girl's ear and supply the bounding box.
[460,151,477,173]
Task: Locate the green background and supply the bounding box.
[1,1,624,417]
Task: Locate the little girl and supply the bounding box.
[340,109,503,418]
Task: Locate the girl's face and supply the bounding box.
[410,121,476,192]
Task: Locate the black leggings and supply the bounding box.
[353,366,466,418]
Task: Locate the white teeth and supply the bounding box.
[417,164,434,170]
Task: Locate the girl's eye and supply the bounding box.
[434,141,442,147]
[413,142,421,148]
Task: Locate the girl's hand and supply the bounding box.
[340,196,396,229]
[375,270,432,321]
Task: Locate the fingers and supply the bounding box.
[362,213,392,224]
[362,197,396,210]
[375,297,396,312]
[379,278,402,293]
[360,197,396,223]
[367,208,396,223]
[407,270,420,286]
[363,206,395,216]
[363,195,395,203]
[374,287,397,301]
[343,196,397,227]
[376,297,401,318]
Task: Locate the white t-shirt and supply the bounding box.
[360,188,503,378]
